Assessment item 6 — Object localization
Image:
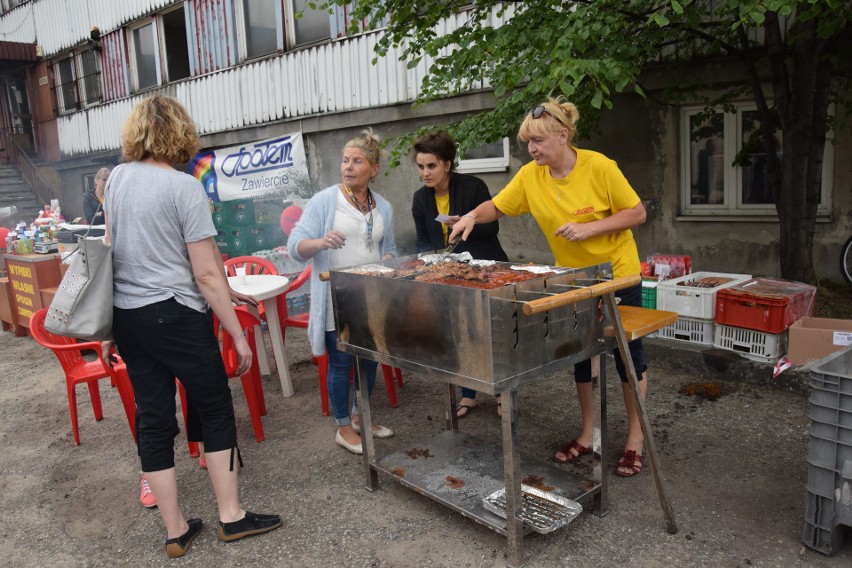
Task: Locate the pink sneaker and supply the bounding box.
[198,457,207,469]
[140,476,157,508]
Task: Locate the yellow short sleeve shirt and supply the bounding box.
[492,148,641,278]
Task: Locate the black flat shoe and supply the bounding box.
[218,511,282,542]
[165,518,203,558]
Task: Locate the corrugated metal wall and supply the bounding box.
[100,29,129,101]
[32,0,180,56]
[0,2,36,43]
[57,30,422,156]
[7,0,508,157]
[186,0,236,76]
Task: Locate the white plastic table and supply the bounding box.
[227,274,293,396]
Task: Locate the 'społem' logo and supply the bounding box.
[574,206,595,215]
[220,136,295,177]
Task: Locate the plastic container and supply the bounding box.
[641,280,657,309]
[802,346,852,555]
[716,277,817,334]
[713,324,787,362]
[656,316,715,345]
[657,272,752,319]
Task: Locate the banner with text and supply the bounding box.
[188,132,308,202]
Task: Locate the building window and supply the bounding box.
[291,0,331,46]
[76,50,102,107]
[238,0,337,59]
[680,103,831,217]
[0,0,23,15]
[456,138,510,174]
[127,7,191,92]
[129,20,159,90]
[53,48,102,115]
[54,57,79,114]
[161,6,191,82]
[242,0,281,59]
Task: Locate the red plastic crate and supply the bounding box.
[715,277,817,333]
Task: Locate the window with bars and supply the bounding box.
[52,48,103,115]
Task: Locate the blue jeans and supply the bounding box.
[325,330,377,426]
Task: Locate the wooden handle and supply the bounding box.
[319,271,331,281]
[522,274,642,315]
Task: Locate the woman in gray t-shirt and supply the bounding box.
[105,96,280,558]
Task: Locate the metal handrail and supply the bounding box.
[0,127,55,206]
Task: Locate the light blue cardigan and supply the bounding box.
[288,185,397,356]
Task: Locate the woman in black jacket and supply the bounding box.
[411,131,508,417]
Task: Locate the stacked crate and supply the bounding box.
[211,198,286,257]
[713,277,816,362]
[656,272,752,345]
[802,346,852,555]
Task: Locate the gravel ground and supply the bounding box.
[1,327,851,568]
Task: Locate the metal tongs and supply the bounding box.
[436,238,461,264]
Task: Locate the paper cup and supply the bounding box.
[235,266,247,285]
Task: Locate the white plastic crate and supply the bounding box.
[713,323,787,362]
[657,272,752,319]
[657,316,715,345]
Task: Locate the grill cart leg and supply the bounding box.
[445,382,459,433]
[602,293,678,534]
[500,388,525,568]
[592,355,609,516]
[356,357,379,491]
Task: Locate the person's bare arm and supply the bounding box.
[187,237,252,375]
[447,200,504,243]
[556,202,646,242]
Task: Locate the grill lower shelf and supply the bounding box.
[373,430,595,536]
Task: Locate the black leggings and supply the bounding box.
[113,299,237,472]
[574,283,647,384]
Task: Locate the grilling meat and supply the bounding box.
[383,261,542,289]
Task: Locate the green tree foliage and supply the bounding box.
[324,0,851,282]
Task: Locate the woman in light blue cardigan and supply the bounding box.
[288,130,397,455]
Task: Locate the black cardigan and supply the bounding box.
[411,172,508,262]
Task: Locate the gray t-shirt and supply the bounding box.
[105,161,217,312]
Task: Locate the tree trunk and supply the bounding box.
[765,10,830,284]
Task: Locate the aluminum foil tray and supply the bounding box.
[482,484,583,534]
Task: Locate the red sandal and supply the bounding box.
[554,440,591,464]
[615,449,643,477]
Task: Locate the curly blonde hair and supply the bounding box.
[518,96,580,143]
[120,96,201,165]
[344,128,382,166]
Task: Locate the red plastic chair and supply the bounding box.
[29,308,137,446]
[180,309,267,443]
[283,265,404,415]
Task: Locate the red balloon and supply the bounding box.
[280,205,303,236]
[0,227,8,243]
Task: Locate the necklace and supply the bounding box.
[343,184,375,251]
[344,184,371,213]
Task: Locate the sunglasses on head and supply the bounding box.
[530,105,568,127]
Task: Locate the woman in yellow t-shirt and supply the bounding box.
[449,96,648,477]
